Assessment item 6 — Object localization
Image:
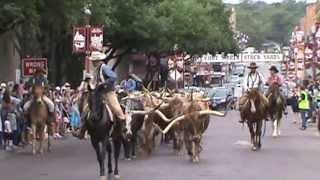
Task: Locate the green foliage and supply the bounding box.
[90,0,237,56]
[0,0,237,84]
[235,0,306,48]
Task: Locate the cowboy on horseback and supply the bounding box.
[265,66,287,113]
[239,62,268,123]
[23,68,55,124]
[266,66,283,87]
[74,51,126,139]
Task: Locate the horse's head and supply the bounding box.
[267,84,284,110]
[33,85,44,99]
[247,89,261,105]
[245,89,262,114]
[268,84,280,100]
[87,86,105,122]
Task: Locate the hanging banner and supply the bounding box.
[22,58,48,77]
[89,27,104,51]
[73,27,87,53]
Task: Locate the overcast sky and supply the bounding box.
[223,0,316,4]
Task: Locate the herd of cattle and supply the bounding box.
[118,88,225,163]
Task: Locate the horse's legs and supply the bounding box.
[113,138,121,179]
[47,125,51,152]
[91,138,106,179]
[122,137,131,160]
[31,124,37,155]
[39,126,45,154]
[106,139,113,174]
[131,133,137,158]
[256,120,262,149]
[272,119,278,137]
[247,122,256,151]
[277,117,281,136]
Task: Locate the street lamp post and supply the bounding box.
[84,6,92,74]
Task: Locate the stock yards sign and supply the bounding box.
[22,58,48,77]
[195,53,283,63]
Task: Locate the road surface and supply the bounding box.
[1,110,320,180]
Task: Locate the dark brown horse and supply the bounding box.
[267,84,285,137]
[240,89,268,151]
[29,86,50,155]
[86,85,124,180]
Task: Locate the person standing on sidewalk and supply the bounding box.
[298,86,310,130]
[0,110,3,149]
[290,88,300,124]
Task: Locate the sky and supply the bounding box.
[223,0,316,4]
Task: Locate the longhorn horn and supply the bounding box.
[157,110,225,134]
[142,85,149,93]
[147,81,152,91]
[130,99,164,115]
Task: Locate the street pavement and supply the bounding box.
[1,110,320,180]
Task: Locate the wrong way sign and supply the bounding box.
[22,58,48,77]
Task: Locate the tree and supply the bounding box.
[1,0,237,85]
[235,0,306,48]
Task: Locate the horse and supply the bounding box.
[267,84,285,137]
[28,85,50,155]
[239,89,268,151]
[86,85,124,180]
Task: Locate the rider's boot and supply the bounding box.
[72,121,87,139]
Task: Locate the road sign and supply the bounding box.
[22,58,48,77]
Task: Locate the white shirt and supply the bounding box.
[243,72,265,92]
[4,120,12,133]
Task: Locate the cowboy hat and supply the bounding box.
[269,66,279,73]
[89,51,107,61]
[247,62,258,69]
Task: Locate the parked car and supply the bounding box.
[229,75,243,87]
[208,87,234,110]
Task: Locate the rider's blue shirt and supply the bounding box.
[100,64,117,86]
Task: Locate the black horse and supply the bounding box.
[86,85,124,180]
